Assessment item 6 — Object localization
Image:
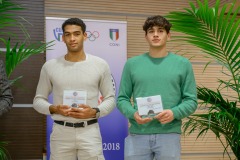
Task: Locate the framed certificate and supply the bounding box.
[63,90,87,107]
[136,95,163,117]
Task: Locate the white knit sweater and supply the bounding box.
[33,54,115,122]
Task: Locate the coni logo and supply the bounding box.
[109,29,120,46]
[109,29,119,41]
[53,27,63,42]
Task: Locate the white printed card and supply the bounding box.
[63,90,87,107]
[136,95,163,117]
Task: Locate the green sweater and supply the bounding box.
[117,52,197,134]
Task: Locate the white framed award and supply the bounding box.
[136,95,163,117]
[63,90,87,107]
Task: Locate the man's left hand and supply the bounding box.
[154,109,174,124]
[68,104,96,119]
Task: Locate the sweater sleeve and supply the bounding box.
[33,64,52,115]
[0,61,13,116]
[97,64,116,117]
[117,60,137,119]
[172,61,198,120]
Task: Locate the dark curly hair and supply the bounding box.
[62,18,86,33]
[143,15,172,35]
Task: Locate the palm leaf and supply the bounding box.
[0,0,55,82]
[166,0,240,159]
[3,38,55,78]
[0,0,29,39]
[0,1,23,25]
[166,0,240,96]
[0,137,10,160]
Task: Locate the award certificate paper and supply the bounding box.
[136,95,163,117]
[63,90,87,107]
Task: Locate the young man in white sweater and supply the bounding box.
[33,18,115,160]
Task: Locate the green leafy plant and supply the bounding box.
[0,0,54,159]
[0,140,10,160]
[0,0,54,83]
[166,0,239,159]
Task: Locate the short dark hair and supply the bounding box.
[62,18,86,33]
[143,15,172,34]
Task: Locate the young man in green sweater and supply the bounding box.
[117,15,198,160]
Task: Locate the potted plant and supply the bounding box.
[0,0,54,159]
[166,0,239,159]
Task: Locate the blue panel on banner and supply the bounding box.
[100,109,128,160]
[46,116,53,160]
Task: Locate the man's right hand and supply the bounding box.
[49,105,71,116]
[134,111,152,124]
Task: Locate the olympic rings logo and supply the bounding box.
[86,31,100,41]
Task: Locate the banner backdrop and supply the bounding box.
[46,17,128,160]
